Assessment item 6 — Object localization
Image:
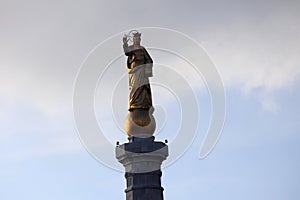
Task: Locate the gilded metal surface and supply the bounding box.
[123,32,153,112]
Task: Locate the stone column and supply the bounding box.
[116,136,168,200]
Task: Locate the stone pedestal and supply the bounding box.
[116,136,168,200]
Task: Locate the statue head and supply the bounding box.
[132,31,141,46]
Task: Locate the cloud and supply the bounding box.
[1,0,299,115]
[196,1,300,111]
[0,97,84,160]
[1,0,299,162]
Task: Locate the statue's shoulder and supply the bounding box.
[140,46,147,51]
[139,46,149,53]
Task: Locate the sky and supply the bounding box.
[1,0,300,199]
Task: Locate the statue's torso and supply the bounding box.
[128,48,146,69]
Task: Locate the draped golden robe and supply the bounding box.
[123,45,153,111]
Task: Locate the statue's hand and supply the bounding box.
[123,35,128,44]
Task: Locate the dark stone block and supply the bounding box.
[125,170,164,200]
[116,136,168,200]
[118,136,167,154]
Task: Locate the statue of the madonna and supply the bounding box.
[123,31,155,134]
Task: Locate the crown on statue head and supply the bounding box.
[132,31,141,39]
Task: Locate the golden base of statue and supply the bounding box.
[124,107,156,137]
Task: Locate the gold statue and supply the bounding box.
[123,31,155,134]
[123,31,153,111]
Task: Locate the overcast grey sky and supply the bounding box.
[1,0,299,113]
